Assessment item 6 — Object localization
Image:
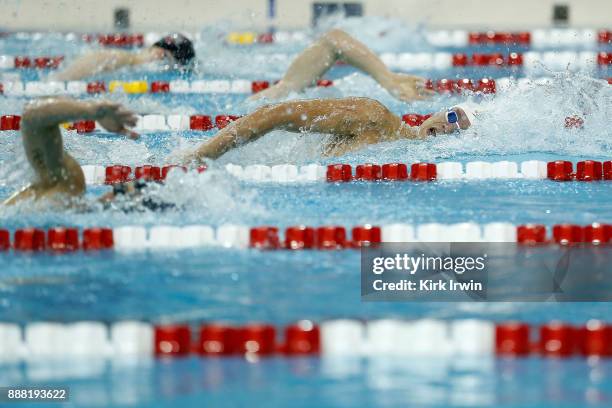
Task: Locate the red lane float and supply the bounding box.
[477,78,496,94]
[82,228,114,250]
[599,30,611,44]
[249,226,280,249]
[584,223,611,244]
[86,81,106,94]
[0,229,10,251]
[453,53,523,67]
[0,115,20,130]
[552,224,584,245]
[135,165,162,181]
[150,81,170,93]
[74,120,96,134]
[257,33,274,44]
[605,161,612,180]
[189,115,214,131]
[579,320,612,357]
[355,164,382,181]
[597,52,611,66]
[539,322,577,357]
[251,80,269,93]
[14,56,62,69]
[382,163,408,180]
[34,56,63,69]
[97,33,144,48]
[410,163,437,181]
[284,320,320,355]
[517,224,547,244]
[105,165,132,184]
[455,78,475,92]
[47,227,80,251]
[315,226,347,249]
[154,324,192,356]
[495,322,531,356]
[238,324,276,356]
[468,31,531,45]
[547,160,573,181]
[14,57,31,68]
[13,228,46,251]
[197,324,238,355]
[326,164,352,182]
[352,225,381,247]
[576,160,603,181]
[420,78,495,94]
[215,115,241,129]
[285,226,315,250]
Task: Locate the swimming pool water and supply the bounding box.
[0,19,611,408]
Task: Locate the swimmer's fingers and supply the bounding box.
[413,79,435,96]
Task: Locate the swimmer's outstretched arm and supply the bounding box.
[183,99,473,163]
[250,29,434,102]
[183,97,417,163]
[53,48,164,81]
[2,98,138,206]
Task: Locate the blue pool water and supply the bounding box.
[0,18,611,407]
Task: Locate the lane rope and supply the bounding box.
[0,319,609,359]
[77,161,612,185]
[0,222,609,252]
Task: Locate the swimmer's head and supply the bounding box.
[103,180,175,212]
[417,106,471,138]
[152,33,195,66]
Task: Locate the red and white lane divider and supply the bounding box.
[2,75,610,98]
[75,160,611,186]
[221,160,612,183]
[1,50,610,73]
[0,114,246,132]
[263,29,611,48]
[380,51,610,71]
[0,78,334,96]
[0,223,609,252]
[0,55,64,70]
[0,319,610,360]
[84,33,145,48]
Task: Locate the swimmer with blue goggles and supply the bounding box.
[2,96,475,208]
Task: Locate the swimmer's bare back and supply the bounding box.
[2,97,139,206]
[184,97,419,163]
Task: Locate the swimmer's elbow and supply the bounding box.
[321,28,351,46]
[21,101,45,127]
[21,97,72,129]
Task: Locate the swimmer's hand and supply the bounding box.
[93,101,139,139]
[381,73,434,102]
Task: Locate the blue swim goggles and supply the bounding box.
[446,109,459,124]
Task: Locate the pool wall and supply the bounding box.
[0,0,611,31]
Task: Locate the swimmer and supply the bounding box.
[182,97,473,163]
[53,33,195,81]
[54,29,429,102]
[1,97,148,208]
[250,29,433,102]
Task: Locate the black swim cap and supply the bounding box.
[153,33,195,66]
